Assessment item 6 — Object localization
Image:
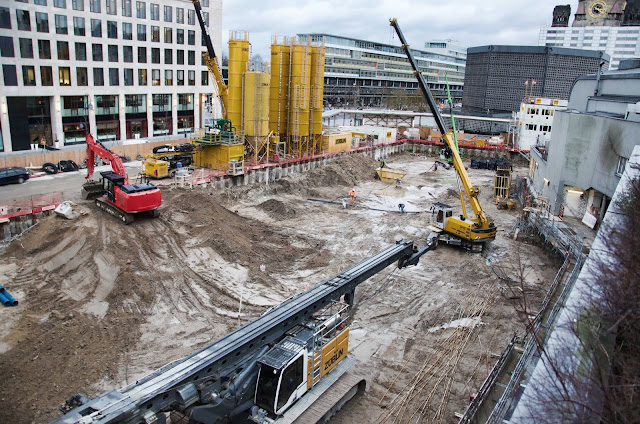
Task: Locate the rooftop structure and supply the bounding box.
[0,0,221,152]
[297,33,465,109]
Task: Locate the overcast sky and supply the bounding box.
[222,0,578,60]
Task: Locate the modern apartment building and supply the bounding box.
[0,0,222,152]
[539,1,640,70]
[297,34,466,108]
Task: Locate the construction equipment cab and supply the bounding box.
[82,133,161,224]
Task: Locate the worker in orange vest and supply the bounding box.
[349,188,356,205]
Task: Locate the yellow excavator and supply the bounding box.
[390,19,497,252]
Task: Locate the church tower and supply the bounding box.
[573,0,626,26]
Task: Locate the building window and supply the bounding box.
[188,69,195,86]
[75,42,86,60]
[91,19,101,37]
[123,22,132,40]
[93,67,104,85]
[106,0,116,15]
[107,21,117,38]
[152,69,160,85]
[108,45,118,62]
[122,0,132,17]
[123,45,133,62]
[138,68,147,85]
[177,69,184,85]
[3,65,18,86]
[176,29,184,45]
[17,10,31,31]
[90,0,100,13]
[188,50,195,65]
[151,25,160,42]
[164,27,172,43]
[38,39,51,59]
[73,16,85,36]
[150,3,159,20]
[109,68,119,85]
[59,67,71,86]
[188,30,195,45]
[201,71,208,85]
[0,37,14,58]
[77,67,88,86]
[124,68,133,86]
[153,94,170,111]
[136,1,146,19]
[54,0,67,8]
[164,48,172,64]
[57,41,70,60]
[151,47,160,63]
[92,43,102,61]
[201,0,209,6]
[19,38,34,59]
[188,9,195,25]
[36,12,49,32]
[137,24,146,41]
[72,0,84,11]
[176,7,184,24]
[0,7,11,30]
[138,46,146,63]
[23,65,36,86]
[41,66,53,86]
[177,49,184,65]
[55,14,68,34]
[615,156,628,177]
[164,5,172,22]
[203,12,209,26]
[165,69,173,85]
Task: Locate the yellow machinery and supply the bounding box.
[244,71,271,163]
[228,31,250,131]
[142,158,170,179]
[391,19,496,251]
[309,43,325,154]
[269,37,291,140]
[288,40,312,157]
[141,143,198,178]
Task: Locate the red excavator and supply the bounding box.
[81,133,161,224]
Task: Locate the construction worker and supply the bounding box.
[398,203,405,213]
[349,188,356,205]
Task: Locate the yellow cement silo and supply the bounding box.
[228,31,250,132]
[288,40,311,156]
[309,43,325,154]
[243,71,270,137]
[269,37,291,138]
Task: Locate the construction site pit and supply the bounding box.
[0,152,563,424]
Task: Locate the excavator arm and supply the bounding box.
[85,133,128,184]
[192,0,229,118]
[389,18,490,230]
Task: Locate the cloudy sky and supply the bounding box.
[222,0,579,59]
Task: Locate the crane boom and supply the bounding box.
[50,241,430,423]
[389,18,492,231]
[192,0,229,118]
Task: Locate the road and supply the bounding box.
[0,162,145,204]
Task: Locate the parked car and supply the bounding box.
[0,167,30,185]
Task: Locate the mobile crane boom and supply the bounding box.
[192,0,229,117]
[50,240,433,424]
[390,18,496,250]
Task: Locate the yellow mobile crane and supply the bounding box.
[390,19,497,251]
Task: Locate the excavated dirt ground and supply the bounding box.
[0,152,562,424]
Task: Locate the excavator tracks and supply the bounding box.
[95,197,134,224]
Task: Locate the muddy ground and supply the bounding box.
[0,152,561,423]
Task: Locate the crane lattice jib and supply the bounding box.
[85,133,128,184]
[192,0,229,118]
[389,18,489,228]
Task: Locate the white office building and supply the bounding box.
[539,25,640,69]
[0,0,222,152]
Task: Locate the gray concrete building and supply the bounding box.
[529,58,640,225]
[462,46,609,115]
